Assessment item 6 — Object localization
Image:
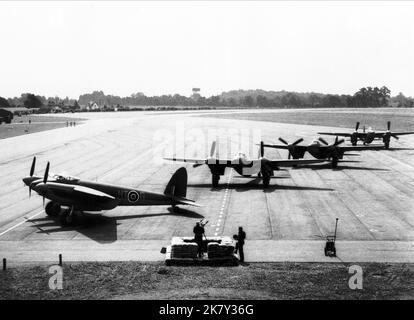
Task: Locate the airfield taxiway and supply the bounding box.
[0,109,413,265]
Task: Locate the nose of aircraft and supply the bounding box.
[23,177,42,187]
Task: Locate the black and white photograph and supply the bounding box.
[0,0,413,307]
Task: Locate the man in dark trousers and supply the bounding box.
[193,222,205,258]
[235,227,246,263]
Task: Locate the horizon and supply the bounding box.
[1,1,413,99]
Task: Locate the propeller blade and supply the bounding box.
[387,121,391,131]
[29,186,32,198]
[288,152,291,159]
[30,157,36,177]
[355,122,360,131]
[260,141,264,158]
[334,138,345,146]
[292,138,304,146]
[210,141,216,157]
[43,196,45,207]
[318,137,329,145]
[391,134,399,140]
[193,163,203,168]
[278,137,288,145]
[363,125,366,133]
[43,162,50,184]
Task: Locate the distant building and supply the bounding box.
[191,88,201,100]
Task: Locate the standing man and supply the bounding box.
[237,227,246,263]
[193,222,205,258]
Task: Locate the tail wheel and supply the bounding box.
[212,174,220,187]
[45,202,61,217]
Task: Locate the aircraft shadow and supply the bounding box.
[28,208,204,244]
[294,163,389,171]
[188,179,333,193]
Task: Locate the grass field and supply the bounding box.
[0,115,84,139]
[200,108,414,132]
[1,262,412,299]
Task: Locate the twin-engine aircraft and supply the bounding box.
[317,121,414,149]
[262,136,384,168]
[164,141,327,187]
[23,157,199,225]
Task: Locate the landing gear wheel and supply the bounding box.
[263,176,270,188]
[45,202,61,217]
[331,158,338,169]
[59,211,75,226]
[212,175,220,187]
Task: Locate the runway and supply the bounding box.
[1,109,413,265]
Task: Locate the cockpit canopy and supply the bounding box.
[53,174,80,183]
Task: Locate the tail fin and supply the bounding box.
[164,167,187,198]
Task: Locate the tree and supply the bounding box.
[0,96,10,108]
[23,94,43,109]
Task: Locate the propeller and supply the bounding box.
[43,162,50,184]
[386,121,399,140]
[333,136,345,146]
[42,162,50,207]
[260,141,264,158]
[28,157,36,197]
[355,122,360,132]
[193,141,216,168]
[30,156,36,177]
[318,137,329,145]
[363,125,366,133]
[210,141,216,157]
[278,137,304,159]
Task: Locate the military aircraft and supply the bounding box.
[23,157,199,225]
[262,136,385,168]
[317,121,414,149]
[163,141,328,187]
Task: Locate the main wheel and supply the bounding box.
[331,158,338,169]
[263,176,270,188]
[45,202,61,217]
[212,174,220,187]
[59,213,75,226]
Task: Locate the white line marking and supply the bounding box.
[0,210,44,237]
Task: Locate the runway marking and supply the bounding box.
[0,210,44,237]
[214,169,233,236]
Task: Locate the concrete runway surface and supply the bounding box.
[0,109,413,265]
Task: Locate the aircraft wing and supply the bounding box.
[163,157,206,164]
[73,185,115,199]
[374,131,414,137]
[262,144,308,153]
[317,132,352,137]
[340,145,385,152]
[267,159,327,168]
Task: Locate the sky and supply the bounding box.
[0,1,413,99]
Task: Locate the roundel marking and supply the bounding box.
[127,190,140,203]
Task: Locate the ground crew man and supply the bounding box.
[235,226,246,263]
[193,222,205,258]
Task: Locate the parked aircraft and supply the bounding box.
[318,121,414,148]
[163,141,328,187]
[23,157,199,225]
[262,136,384,168]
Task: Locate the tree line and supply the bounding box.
[1,86,413,111]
